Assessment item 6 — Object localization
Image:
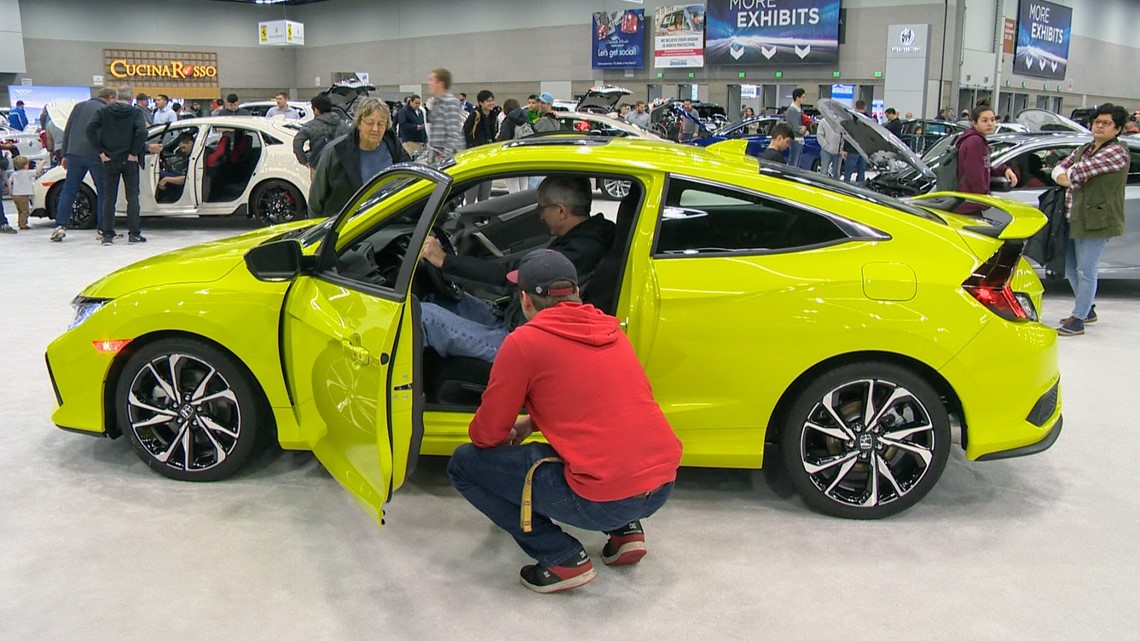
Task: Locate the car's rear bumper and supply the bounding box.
[976,414,1062,461]
[939,317,1062,461]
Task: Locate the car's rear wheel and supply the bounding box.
[251,179,306,226]
[115,338,264,481]
[599,177,631,200]
[48,183,97,229]
[780,362,950,519]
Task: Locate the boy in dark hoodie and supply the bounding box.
[954,104,1018,214]
[448,248,682,594]
[86,86,150,244]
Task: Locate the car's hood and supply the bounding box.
[817,99,934,179]
[46,99,79,129]
[576,86,631,113]
[1016,108,1090,134]
[81,221,317,299]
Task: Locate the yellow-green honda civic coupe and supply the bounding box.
[45,136,1062,520]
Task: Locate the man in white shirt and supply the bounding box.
[265,92,300,120]
[151,94,177,125]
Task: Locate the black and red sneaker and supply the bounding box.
[519,549,597,593]
[602,521,647,566]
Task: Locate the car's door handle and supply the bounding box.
[340,338,371,366]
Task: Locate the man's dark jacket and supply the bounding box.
[462,106,502,149]
[441,214,616,329]
[62,98,106,159]
[308,127,410,217]
[396,104,427,144]
[85,102,148,160]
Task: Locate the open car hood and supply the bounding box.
[817,99,934,179]
[1016,108,1091,134]
[576,86,631,113]
[322,81,375,108]
[45,99,79,130]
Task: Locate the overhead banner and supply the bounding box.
[654,5,706,68]
[1014,0,1071,80]
[705,0,841,65]
[592,9,646,69]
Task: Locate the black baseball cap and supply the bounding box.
[506,249,577,297]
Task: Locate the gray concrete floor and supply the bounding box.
[1,210,1138,641]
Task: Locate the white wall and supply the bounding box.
[0,0,27,73]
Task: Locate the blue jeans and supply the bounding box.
[843,153,866,182]
[820,150,842,179]
[1065,237,1110,320]
[448,442,674,567]
[789,140,804,168]
[421,292,508,361]
[56,155,104,228]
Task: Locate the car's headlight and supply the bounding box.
[69,297,111,330]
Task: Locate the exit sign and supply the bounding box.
[874,70,883,78]
[775,71,783,78]
[833,71,841,78]
[687,72,695,79]
[738,71,746,79]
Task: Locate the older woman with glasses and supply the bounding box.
[309,97,410,218]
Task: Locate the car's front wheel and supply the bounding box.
[251,179,306,226]
[48,183,97,229]
[598,177,632,200]
[780,362,950,519]
[115,338,265,481]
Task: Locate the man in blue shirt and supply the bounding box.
[8,101,29,130]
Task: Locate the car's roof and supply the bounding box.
[553,112,663,139]
[240,100,310,108]
[153,116,299,137]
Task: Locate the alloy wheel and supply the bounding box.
[798,378,938,510]
[126,353,242,474]
[601,178,631,200]
[255,182,304,225]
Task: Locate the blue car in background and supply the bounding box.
[689,115,822,170]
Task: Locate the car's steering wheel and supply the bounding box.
[420,228,464,302]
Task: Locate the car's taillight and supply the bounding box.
[962,242,1031,322]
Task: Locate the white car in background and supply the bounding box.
[32,116,311,228]
[239,100,313,122]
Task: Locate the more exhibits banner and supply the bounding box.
[705,0,841,65]
[592,9,646,69]
[654,5,706,68]
[1014,0,1072,80]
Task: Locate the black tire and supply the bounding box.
[48,183,97,229]
[779,362,951,519]
[250,179,306,226]
[599,177,632,200]
[810,158,821,173]
[115,338,265,482]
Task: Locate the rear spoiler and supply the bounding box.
[909,192,1047,240]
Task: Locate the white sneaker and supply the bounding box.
[50,226,66,242]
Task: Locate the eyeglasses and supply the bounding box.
[1091,119,1116,128]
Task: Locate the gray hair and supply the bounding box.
[353,98,389,130]
[117,86,133,101]
[538,175,592,218]
[98,87,117,100]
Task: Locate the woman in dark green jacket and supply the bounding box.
[309,98,410,218]
[1052,103,1130,336]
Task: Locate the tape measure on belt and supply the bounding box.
[520,456,562,533]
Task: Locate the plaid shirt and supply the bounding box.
[1056,139,1129,212]
[427,93,466,157]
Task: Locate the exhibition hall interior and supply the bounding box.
[2,0,1138,637]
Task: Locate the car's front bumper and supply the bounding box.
[45,332,118,437]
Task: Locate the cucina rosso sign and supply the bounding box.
[109,60,218,80]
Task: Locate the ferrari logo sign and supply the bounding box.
[258,20,304,46]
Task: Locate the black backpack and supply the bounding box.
[309,119,352,162]
[935,139,960,191]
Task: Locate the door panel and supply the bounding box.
[281,165,453,521]
[283,278,402,521]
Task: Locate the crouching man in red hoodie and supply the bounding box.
[447,248,682,594]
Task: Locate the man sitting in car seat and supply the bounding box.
[418,175,615,362]
[156,132,195,201]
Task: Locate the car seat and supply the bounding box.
[203,134,231,202]
[581,184,642,314]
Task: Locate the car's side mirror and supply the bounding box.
[991,175,1013,192]
[246,239,305,281]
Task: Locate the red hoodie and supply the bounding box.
[468,302,682,502]
[955,126,1008,214]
